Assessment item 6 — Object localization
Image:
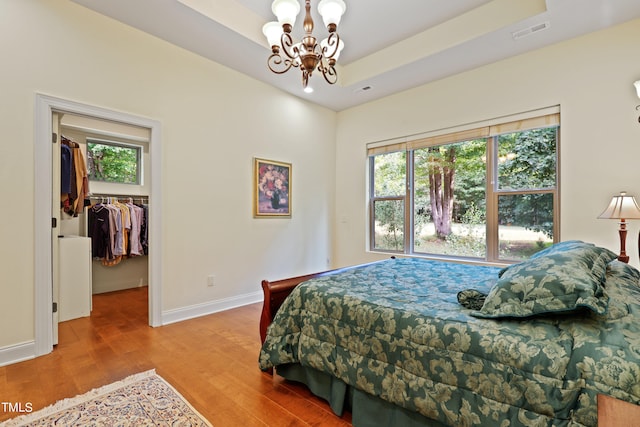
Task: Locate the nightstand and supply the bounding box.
[598,394,640,426]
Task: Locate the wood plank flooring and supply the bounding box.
[0,287,352,426]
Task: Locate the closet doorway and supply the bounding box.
[54,112,150,343]
[34,94,163,359]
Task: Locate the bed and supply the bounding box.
[258,241,640,426]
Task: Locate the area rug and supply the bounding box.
[1,369,212,426]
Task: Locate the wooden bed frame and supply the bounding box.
[259,259,389,344]
[260,254,640,425]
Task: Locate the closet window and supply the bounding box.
[87,138,142,185]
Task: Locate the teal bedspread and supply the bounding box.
[259,257,640,426]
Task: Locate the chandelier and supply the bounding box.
[262,0,346,90]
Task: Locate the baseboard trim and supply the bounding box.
[161,291,263,325]
[0,341,36,367]
[0,293,264,366]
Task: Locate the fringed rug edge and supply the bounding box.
[0,369,212,427]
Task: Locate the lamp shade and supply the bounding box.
[598,191,640,219]
[272,0,300,26]
[635,80,640,99]
[317,0,347,28]
[263,21,283,48]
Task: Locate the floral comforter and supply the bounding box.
[259,257,640,426]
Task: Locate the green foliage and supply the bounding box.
[497,128,557,190]
[499,193,554,239]
[372,152,405,250]
[447,140,486,221]
[374,199,404,251]
[444,203,486,257]
[88,142,139,184]
[373,151,405,196]
[497,128,557,238]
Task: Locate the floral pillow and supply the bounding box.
[529,240,598,259]
[472,243,617,319]
[497,240,610,278]
[607,259,640,289]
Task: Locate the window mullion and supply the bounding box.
[553,127,561,243]
[485,137,499,262]
[368,156,375,252]
[406,150,414,254]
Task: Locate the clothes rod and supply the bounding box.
[89,193,149,200]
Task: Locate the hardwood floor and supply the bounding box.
[0,287,352,426]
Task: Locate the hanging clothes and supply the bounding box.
[140,203,149,255]
[127,201,144,257]
[102,201,123,267]
[87,195,149,267]
[87,204,111,260]
[71,144,90,214]
[61,143,72,195]
[60,136,90,217]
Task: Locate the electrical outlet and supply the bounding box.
[207,274,216,287]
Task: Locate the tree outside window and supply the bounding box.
[87,139,141,184]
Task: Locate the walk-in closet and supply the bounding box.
[54,112,151,337]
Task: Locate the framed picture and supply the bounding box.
[254,158,291,218]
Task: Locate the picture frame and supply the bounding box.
[253,158,291,218]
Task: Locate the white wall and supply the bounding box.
[334,19,640,269]
[0,0,335,355]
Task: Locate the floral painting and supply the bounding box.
[254,158,291,217]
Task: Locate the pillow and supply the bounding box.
[600,260,640,320]
[472,244,617,319]
[498,240,616,278]
[529,240,596,259]
[607,259,640,289]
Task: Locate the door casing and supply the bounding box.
[34,93,163,358]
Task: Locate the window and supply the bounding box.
[369,110,559,263]
[371,150,406,251]
[87,138,142,184]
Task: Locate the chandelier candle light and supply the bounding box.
[263,0,346,89]
[598,191,640,263]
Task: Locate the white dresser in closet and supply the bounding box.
[58,235,92,322]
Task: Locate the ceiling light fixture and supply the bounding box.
[263,0,346,90]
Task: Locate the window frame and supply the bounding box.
[368,109,560,264]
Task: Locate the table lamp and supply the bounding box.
[598,191,640,263]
